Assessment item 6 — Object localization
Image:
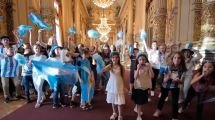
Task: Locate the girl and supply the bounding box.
[132,53,153,120]
[153,52,187,120]
[102,51,125,120]
[30,44,47,108]
[143,41,160,96]
[180,47,202,103]
[178,61,215,120]
[48,46,66,108]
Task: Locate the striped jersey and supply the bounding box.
[0,56,19,77]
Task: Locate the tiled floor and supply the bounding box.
[0,93,25,119]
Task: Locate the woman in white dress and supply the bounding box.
[102,51,125,120]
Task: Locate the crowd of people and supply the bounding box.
[0,29,214,120]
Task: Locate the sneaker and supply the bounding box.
[110,113,117,120]
[35,103,41,108]
[118,116,123,120]
[4,97,10,103]
[52,104,59,109]
[151,91,155,96]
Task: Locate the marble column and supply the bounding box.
[153,0,167,44]
[75,0,81,45]
[126,0,134,45]
[200,0,215,61]
[192,0,202,41]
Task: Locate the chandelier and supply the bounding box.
[100,35,109,42]
[93,0,116,8]
[96,16,111,35]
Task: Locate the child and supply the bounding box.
[180,45,202,103]
[0,46,23,103]
[102,51,125,120]
[129,48,139,95]
[48,46,66,108]
[178,61,215,120]
[79,48,95,110]
[20,44,35,103]
[153,52,187,120]
[132,53,153,120]
[143,41,160,96]
[30,44,47,108]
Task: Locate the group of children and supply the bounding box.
[0,29,214,120]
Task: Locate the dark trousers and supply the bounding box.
[22,75,36,99]
[152,68,159,91]
[53,77,65,106]
[157,87,179,119]
[182,87,207,120]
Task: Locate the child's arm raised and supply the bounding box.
[102,64,112,73]
[191,72,204,85]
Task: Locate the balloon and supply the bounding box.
[117,32,123,38]
[29,12,52,30]
[185,42,193,49]
[68,27,76,35]
[140,31,147,41]
[87,29,100,39]
[129,44,134,54]
[17,25,32,37]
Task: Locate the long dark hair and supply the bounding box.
[196,61,215,79]
[110,52,124,77]
[169,52,187,73]
[135,53,149,70]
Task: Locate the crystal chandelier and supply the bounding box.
[93,0,116,8]
[100,35,109,42]
[96,16,111,35]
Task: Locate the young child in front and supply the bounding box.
[178,61,215,120]
[132,53,153,120]
[153,52,187,120]
[102,51,125,120]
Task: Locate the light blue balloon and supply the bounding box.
[129,44,134,54]
[88,29,100,39]
[68,27,76,35]
[185,42,193,49]
[140,31,147,41]
[29,12,52,30]
[18,25,32,37]
[117,32,124,38]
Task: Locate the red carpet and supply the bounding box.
[1,70,215,120]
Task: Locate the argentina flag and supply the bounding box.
[32,59,79,89]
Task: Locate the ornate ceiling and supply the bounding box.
[82,0,125,32]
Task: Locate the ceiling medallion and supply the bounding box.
[93,0,116,8]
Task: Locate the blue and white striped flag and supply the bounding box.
[32,59,79,89]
